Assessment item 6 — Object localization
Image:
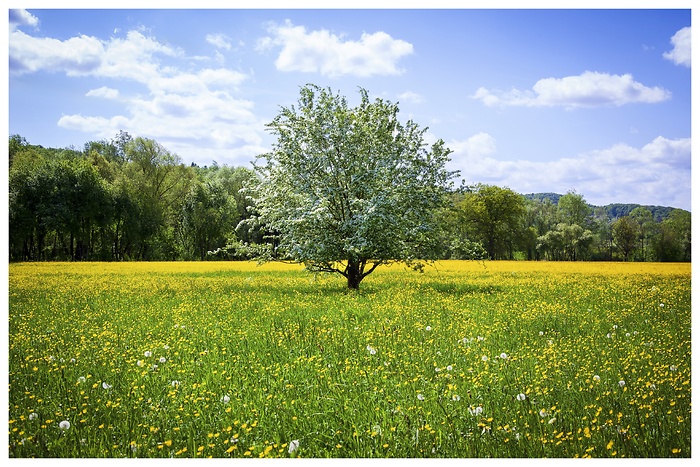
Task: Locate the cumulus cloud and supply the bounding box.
[86,86,120,99]
[663,26,691,67]
[257,20,413,77]
[9,9,39,30]
[206,33,232,50]
[448,135,690,210]
[397,91,425,104]
[472,71,671,109]
[11,23,264,167]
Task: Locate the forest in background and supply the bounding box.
[8,133,691,263]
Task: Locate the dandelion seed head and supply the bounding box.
[144,351,152,358]
[288,439,299,454]
[59,420,71,430]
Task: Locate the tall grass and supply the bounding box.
[8,261,691,458]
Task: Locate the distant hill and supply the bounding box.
[523,193,681,222]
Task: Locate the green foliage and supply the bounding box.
[452,184,526,260]
[248,84,456,288]
[7,125,690,264]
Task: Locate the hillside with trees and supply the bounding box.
[8,133,691,263]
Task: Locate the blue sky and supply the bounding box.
[6,2,693,210]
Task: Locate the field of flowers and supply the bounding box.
[8,260,691,458]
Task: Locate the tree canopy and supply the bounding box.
[248,84,456,289]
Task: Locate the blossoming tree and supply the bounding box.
[248,84,456,289]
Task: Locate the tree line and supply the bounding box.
[8,133,690,263]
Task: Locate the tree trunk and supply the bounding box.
[346,260,362,290]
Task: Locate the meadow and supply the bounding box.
[7,260,691,458]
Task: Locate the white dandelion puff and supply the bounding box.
[288,439,299,454]
[59,420,71,430]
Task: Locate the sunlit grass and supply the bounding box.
[8,260,691,458]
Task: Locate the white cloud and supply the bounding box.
[9,9,39,30]
[448,132,497,158]
[11,25,263,167]
[86,86,120,99]
[447,135,690,210]
[258,20,413,77]
[206,33,232,51]
[397,91,424,104]
[472,71,671,109]
[663,26,691,67]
